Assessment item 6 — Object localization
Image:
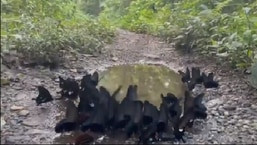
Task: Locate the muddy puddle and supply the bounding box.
[53,63,186,144]
[98,64,185,107]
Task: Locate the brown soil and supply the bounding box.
[1,29,257,144]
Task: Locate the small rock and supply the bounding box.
[211,127,218,131]
[1,116,6,127]
[207,98,223,108]
[219,115,225,119]
[207,135,214,141]
[11,85,23,90]
[110,53,114,57]
[223,105,237,111]
[219,126,225,132]
[139,59,146,63]
[228,119,236,125]
[251,105,257,110]
[10,105,24,111]
[232,97,239,101]
[223,87,232,93]
[70,69,77,73]
[27,129,50,134]
[210,110,216,115]
[18,110,29,116]
[9,76,20,82]
[75,67,84,73]
[54,78,59,82]
[83,54,94,57]
[233,115,239,119]
[75,76,81,81]
[33,78,42,86]
[252,123,257,129]
[242,103,251,107]
[241,84,249,89]
[111,57,118,62]
[56,113,62,117]
[22,119,39,127]
[144,54,160,59]
[9,120,17,125]
[243,125,249,129]
[213,141,218,144]
[211,110,219,116]
[15,92,27,101]
[243,120,251,125]
[218,105,224,111]
[224,111,229,116]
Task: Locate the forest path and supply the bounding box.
[1,29,257,144]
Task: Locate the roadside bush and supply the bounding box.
[1,0,115,66]
[102,0,257,68]
[98,0,133,26]
[120,0,171,34]
[165,0,257,68]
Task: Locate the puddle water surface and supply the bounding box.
[98,64,186,107]
[54,64,186,144]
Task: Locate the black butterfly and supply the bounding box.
[32,86,54,106]
[80,71,99,90]
[55,100,79,133]
[178,67,190,83]
[178,67,203,90]
[58,76,80,100]
[201,72,219,88]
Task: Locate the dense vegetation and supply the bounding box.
[1,0,114,65]
[1,0,257,71]
[99,0,257,69]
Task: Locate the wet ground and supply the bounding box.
[1,29,257,144]
[98,64,185,107]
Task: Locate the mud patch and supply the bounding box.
[98,64,185,107]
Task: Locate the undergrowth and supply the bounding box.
[100,0,257,69]
[1,0,115,66]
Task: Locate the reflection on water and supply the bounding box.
[98,64,185,107]
[53,64,186,144]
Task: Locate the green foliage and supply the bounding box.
[98,0,134,26]
[1,0,115,65]
[120,0,171,34]
[78,0,103,17]
[249,59,257,89]
[101,0,257,68]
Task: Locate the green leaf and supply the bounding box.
[247,50,253,58]
[243,30,252,36]
[199,9,212,16]
[243,7,251,14]
[231,41,243,48]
